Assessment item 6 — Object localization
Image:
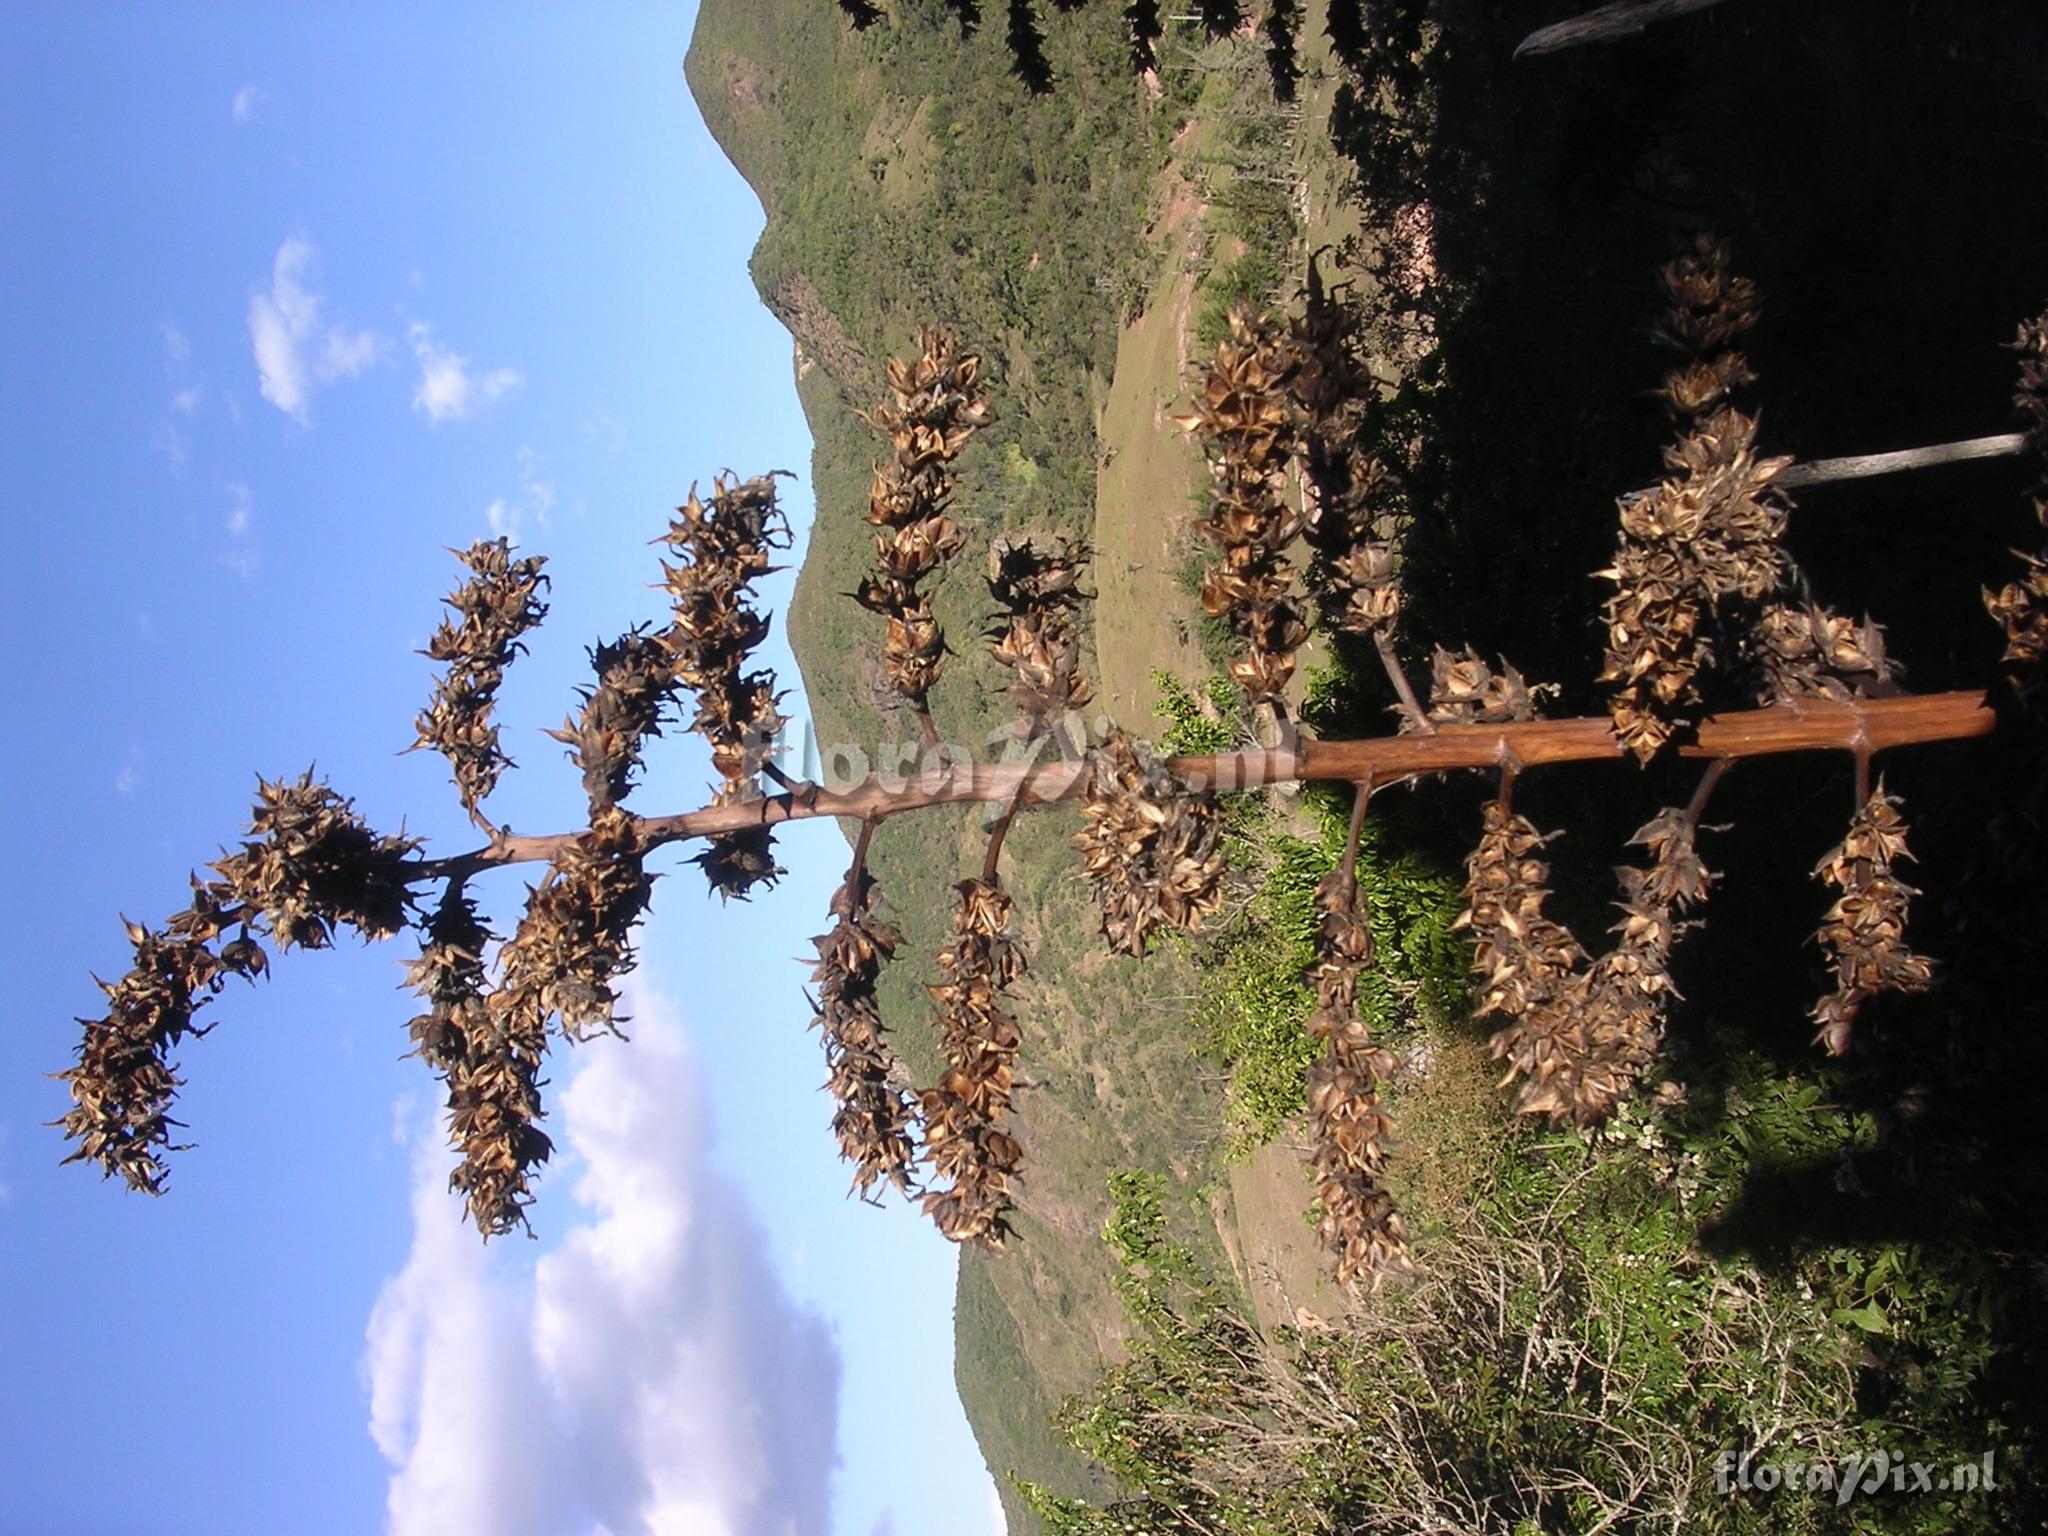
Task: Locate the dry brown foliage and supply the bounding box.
[658,471,793,899]
[1177,310,1312,705]
[1304,800,1412,1283]
[1073,728,1227,956]
[853,328,992,719]
[1985,312,2048,703]
[1809,784,1934,1057]
[411,538,550,823]
[808,833,921,1200]
[918,878,1026,1246]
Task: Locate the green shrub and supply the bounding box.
[1194,786,1464,1151]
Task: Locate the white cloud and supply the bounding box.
[151,420,191,471]
[114,747,142,797]
[161,320,192,370]
[484,446,556,543]
[365,981,841,1536]
[219,481,257,577]
[154,319,204,469]
[409,322,523,424]
[247,237,383,423]
[232,84,262,124]
[987,1478,1008,1535]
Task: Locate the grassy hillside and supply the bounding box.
[692,4,2048,1532]
[686,6,1231,1527]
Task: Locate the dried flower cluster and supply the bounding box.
[1458,803,1595,1117]
[986,534,1094,734]
[854,329,993,717]
[1602,239,1899,759]
[1810,785,1934,1057]
[549,628,677,815]
[1073,728,1228,955]
[402,885,550,1237]
[919,878,1026,1246]
[214,773,420,949]
[659,472,793,899]
[1562,807,1715,1117]
[1460,797,1714,1125]
[1599,238,1785,760]
[403,884,492,1079]
[60,773,414,1191]
[808,844,921,1199]
[494,806,654,1046]
[412,538,550,821]
[1985,312,2048,703]
[1291,272,1404,643]
[1304,852,1411,1284]
[1748,601,1897,704]
[1426,646,1551,725]
[1177,310,1310,705]
[58,915,262,1195]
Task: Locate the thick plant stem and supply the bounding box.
[1684,757,1729,829]
[1516,0,1736,59]
[1373,633,1433,733]
[1619,431,2030,507]
[413,691,1997,882]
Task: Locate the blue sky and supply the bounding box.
[0,7,999,1534]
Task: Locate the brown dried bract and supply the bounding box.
[1304,859,1411,1285]
[918,878,1026,1246]
[808,852,921,1199]
[412,539,549,820]
[1810,784,1934,1057]
[1074,728,1227,956]
[855,328,992,712]
[659,472,794,899]
[1985,312,2048,705]
[986,534,1094,733]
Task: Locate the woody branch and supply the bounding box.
[414,689,1996,882]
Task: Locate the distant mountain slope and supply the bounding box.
[684,6,1225,1530]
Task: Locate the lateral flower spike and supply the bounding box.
[808,842,922,1199]
[1602,237,1901,762]
[1460,797,1717,1127]
[1074,728,1227,956]
[659,471,793,899]
[1984,310,2048,707]
[1179,308,1310,707]
[1291,264,1406,645]
[854,328,993,718]
[412,538,550,821]
[1810,782,1934,1056]
[60,769,414,1196]
[918,878,1026,1247]
[1305,854,1411,1285]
